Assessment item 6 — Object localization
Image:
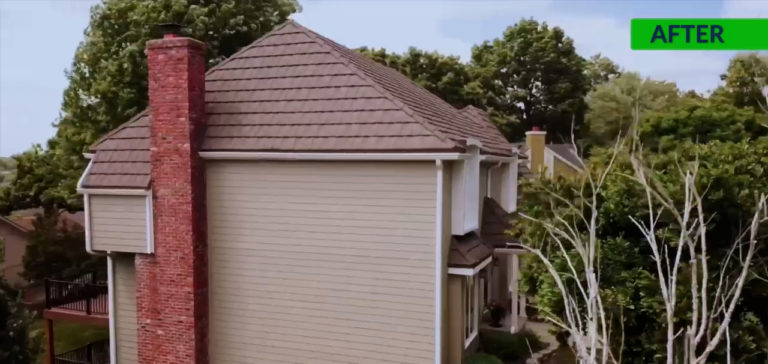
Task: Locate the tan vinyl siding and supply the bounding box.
[114,255,137,364]
[207,161,437,364]
[89,195,147,253]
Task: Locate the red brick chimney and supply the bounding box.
[136,25,208,364]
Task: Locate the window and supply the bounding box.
[464,275,479,347]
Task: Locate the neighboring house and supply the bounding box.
[76,21,528,364]
[0,209,84,286]
[520,127,585,178]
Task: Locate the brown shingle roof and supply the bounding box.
[448,232,493,268]
[84,20,513,189]
[481,197,521,249]
[547,144,585,170]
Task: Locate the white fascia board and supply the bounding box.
[481,155,517,163]
[548,148,585,172]
[447,256,493,276]
[199,151,468,161]
[78,188,150,196]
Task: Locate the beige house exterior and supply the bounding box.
[524,128,585,178]
[77,20,528,364]
[0,216,30,286]
[0,209,85,286]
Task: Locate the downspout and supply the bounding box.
[79,157,114,363]
[107,253,117,364]
[434,160,444,364]
[76,158,103,256]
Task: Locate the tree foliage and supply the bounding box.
[716,53,768,111]
[517,138,768,363]
[0,0,299,212]
[469,19,589,141]
[585,72,680,146]
[639,98,767,151]
[0,277,41,364]
[357,47,475,108]
[585,53,621,88]
[22,209,104,284]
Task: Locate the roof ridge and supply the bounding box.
[90,109,149,152]
[288,21,460,150]
[205,20,299,77]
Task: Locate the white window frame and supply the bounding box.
[464,274,480,348]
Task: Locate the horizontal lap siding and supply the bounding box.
[115,255,138,364]
[207,161,436,364]
[89,195,147,253]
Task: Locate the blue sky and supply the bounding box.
[1,0,767,156]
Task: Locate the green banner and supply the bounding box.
[631,18,768,50]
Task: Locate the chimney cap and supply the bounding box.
[158,23,183,38]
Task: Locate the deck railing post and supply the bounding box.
[86,342,93,363]
[85,283,92,315]
[44,279,51,309]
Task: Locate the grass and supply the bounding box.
[32,320,109,363]
[477,328,546,364]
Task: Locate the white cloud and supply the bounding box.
[721,0,768,18]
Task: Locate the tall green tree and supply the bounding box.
[0,276,41,364]
[1,0,299,211]
[518,138,768,363]
[468,19,589,141]
[357,47,475,107]
[639,98,767,151]
[22,209,104,284]
[585,53,621,88]
[716,53,768,111]
[585,72,679,146]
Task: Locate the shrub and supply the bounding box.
[465,353,503,364]
[479,329,545,361]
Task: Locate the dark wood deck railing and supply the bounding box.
[54,339,109,364]
[44,273,108,315]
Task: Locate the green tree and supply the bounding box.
[585,72,679,146]
[357,47,475,107]
[517,138,768,363]
[585,53,621,88]
[639,98,767,151]
[716,53,768,111]
[1,0,299,211]
[22,209,104,284]
[0,276,41,364]
[468,19,589,141]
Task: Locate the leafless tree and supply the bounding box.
[517,114,767,364]
[628,136,767,364]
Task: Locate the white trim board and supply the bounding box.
[107,254,117,364]
[447,256,493,276]
[433,159,444,364]
[546,147,585,172]
[200,151,469,161]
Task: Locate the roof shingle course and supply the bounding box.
[84,20,514,189]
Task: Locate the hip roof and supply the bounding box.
[84,20,513,189]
